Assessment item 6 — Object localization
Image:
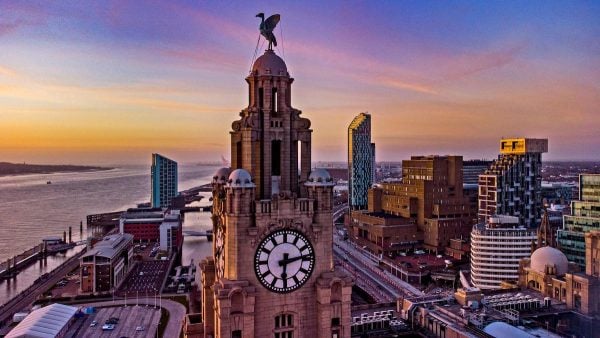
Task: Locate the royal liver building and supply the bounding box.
[198,14,352,338]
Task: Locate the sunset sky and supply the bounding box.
[1,1,599,165]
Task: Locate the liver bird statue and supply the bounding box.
[256,13,280,50]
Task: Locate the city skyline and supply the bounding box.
[1,1,599,165]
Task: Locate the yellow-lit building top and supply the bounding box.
[500,138,548,154]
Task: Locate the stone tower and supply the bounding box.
[199,48,352,338]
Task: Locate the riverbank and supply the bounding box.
[0,162,113,177]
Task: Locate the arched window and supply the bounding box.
[331,282,342,303]
[230,292,243,314]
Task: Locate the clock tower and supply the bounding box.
[199,41,352,338]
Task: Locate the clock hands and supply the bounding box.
[281,253,289,279]
[278,252,313,268]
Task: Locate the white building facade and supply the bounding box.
[471,215,536,289]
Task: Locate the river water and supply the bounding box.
[0,164,217,305]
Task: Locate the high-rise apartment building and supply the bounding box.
[471,215,536,289]
[351,155,473,253]
[558,174,600,269]
[348,112,374,210]
[151,153,178,208]
[478,138,548,228]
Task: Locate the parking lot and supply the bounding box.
[75,305,160,338]
[118,260,170,296]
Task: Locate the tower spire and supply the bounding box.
[537,207,554,249]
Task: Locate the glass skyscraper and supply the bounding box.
[348,112,374,210]
[558,174,600,269]
[151,153,178,208]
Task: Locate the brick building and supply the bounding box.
[350,155,473,254]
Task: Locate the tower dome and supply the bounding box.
[212,167,231,184]
[252,49,288,76]
[227,169,255,188]
[305,168,335,187]
[530,246,569,276]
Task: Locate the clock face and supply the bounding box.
[254,229,315,293]
[215,226,225,279]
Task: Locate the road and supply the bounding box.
[78,298,186,338]
[0,250,84,327]
[332,204,421,301]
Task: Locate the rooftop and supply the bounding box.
[6,303,78,338]
[82,233,133,260]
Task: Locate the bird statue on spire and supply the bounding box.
[256,13,280,50]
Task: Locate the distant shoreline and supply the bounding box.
[0,162,114,177]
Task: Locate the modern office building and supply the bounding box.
[351,155,473,253]
[348,112,374,210]
[478,138,548,228]
[558,174,600,269]
[80,233,134,293]
[119,208,165,242]
[159,211,183,254]
[470,215,536,289]
[462,159,492,185]
[151,153,178,208]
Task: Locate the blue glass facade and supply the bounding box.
[558,174,600,268]
[348,113,374,210]
[151,153,178,208]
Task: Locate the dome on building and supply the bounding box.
[530,246,569,276]
[227,169,255,188]
[483,321,534,338]
[252,50,288,76]
[212,167,231,184]
[305,168,335,187]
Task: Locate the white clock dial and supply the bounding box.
[254,229,315,293]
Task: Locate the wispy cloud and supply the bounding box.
[439,43,526,81]
[0,65,16,77]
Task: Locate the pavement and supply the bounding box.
[76,297,186,338]
[118,261,170,296]
[68,305,160,338]
[0,250,84,327]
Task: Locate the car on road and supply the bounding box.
[136,326,144,331]
[102,324,115,330]
[90,320,98,327]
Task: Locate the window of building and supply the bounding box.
[232,330,242,338]
[274,313,294,338]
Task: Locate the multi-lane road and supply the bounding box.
[332,204,421,302]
